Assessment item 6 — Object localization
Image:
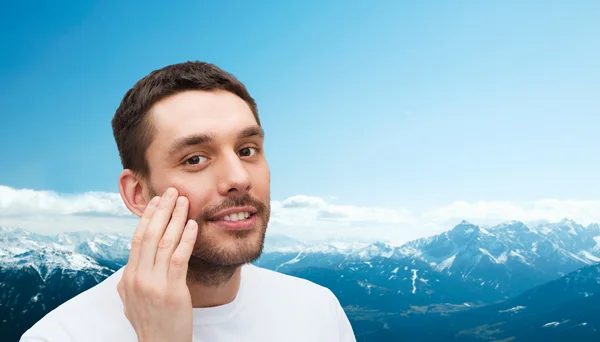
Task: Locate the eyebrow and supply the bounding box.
[167,125,264,156]
[238,125,265,140]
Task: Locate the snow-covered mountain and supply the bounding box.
[2,218,600,341]
[258,219,600,299]
[347,262,600,342]
[3,218,600,299]
[401,219,600,297]
[0,226,132,268]
[0,227,120,341]
[425,262,600,341]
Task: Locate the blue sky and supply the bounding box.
[1,0,599,216]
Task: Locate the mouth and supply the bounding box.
[206,207,258,230]
[208,206,258,221]
[209,211,254,222]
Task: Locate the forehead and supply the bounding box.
[148,90,257,145]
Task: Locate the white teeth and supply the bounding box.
[222,212,251,221]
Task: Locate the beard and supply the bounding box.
[148,185,270,287]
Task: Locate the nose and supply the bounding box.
[216,151,252,195]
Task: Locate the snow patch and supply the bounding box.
[357,280,373,295]
[531,241,538,254]
[592,236,600,251]
[479,227,492,236]
[30,293,40,303]
[435,254,456,272]
[543,322,560,327]
[509,250,532,266]
[411,269,418,294]
[581,251,600,263]
[479,248,505,264]
[569,252,593,265]
[499,306,526,313]
[275,251,305,270]
[497,252,508,264]
[66,253,98,271]
[87,241,98,254]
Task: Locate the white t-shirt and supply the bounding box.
[20,263,356,342]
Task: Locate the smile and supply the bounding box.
[218,212,252,221]
[208,211,257,231]
[207,206,258,224]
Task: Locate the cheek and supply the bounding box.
[252,164,270,196]
[171,179,213,218]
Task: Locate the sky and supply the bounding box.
[1,1,599,243]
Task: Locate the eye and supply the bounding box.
[185,155,207,165]
[238,147,258,157]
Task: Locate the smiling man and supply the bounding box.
[20,61,356,341]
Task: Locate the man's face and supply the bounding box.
[143,90,270,267]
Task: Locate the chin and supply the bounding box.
[191,226,267,266]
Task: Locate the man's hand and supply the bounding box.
[117,187,198,342]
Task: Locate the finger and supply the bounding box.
[168,219,198,282]
[117,280,125,302]
[117,281,129,319]
[127,196,161,273]
[153,196,190,275]
[137,187,179,273]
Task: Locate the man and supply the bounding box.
[20,61,356,341]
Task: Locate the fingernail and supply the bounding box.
[165,187,177,198]
[148,197,159,208]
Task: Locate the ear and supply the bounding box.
[118,169,152,218]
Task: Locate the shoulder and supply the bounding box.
[245,263,335,296]
[242,263,342,311]
[243,264,356,340]
[20,268,136,342]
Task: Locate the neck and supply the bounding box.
[186,257,243,308]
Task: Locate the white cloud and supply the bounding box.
[0,185,138,236]
[0,185,131,216]
[1,185,599,244]
[269,195,419,243]
[423,199,600,228]
[280,195,327,208]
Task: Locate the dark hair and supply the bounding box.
[111,61,260,177]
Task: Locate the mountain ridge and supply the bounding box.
[2,218,600,341]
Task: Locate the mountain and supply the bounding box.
[0,245,116,341]
[336,262,600,341]
[0,227,132,268]
[421,262,600,341]
[257,219,600,307]
[0,227,128,341]
[2,219,600,341]
[256,219,600,341]
[402,219,600,298]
